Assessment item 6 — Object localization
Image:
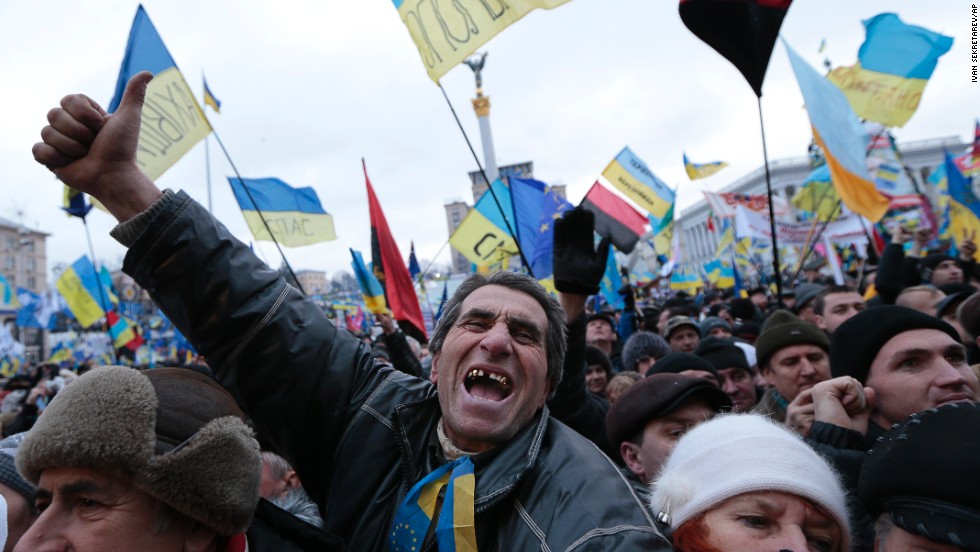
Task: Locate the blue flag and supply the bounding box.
[510,178,573,279]
[228,177,337,247]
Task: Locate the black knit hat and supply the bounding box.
[0,433,34,505]
[830,305,962,383]
[754,310,830,369]
[586,313,616,332]
[919,253,957,283]
[584,345,612,378]
[646,352,720,381]
[860,402,980,550]
[605,373,731,455]
[695,337,750,372]
[959,292,980,337]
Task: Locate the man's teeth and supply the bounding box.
[467,369,509,386]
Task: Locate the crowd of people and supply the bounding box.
[0,72,975,551]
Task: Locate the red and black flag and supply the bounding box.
[679,0,792,97]
[363,159,427,342]
[580,182,648,254]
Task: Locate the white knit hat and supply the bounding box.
[650,414,850,549]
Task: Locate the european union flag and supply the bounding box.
[390,456,476,552]
[510,178,573,279]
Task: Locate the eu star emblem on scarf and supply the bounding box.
[390,456,477,552]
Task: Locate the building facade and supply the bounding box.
[0,216,49,363]
[675,136,967,267]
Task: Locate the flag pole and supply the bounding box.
[757,96,784,308]
[208,129,306,295]
[204,135,213,213]
[437,83,534,277]
[81,217,118,364]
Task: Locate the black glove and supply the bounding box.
[553,207,611,296]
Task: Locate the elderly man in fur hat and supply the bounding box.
[13,366,261,552]
[32,74,667,551]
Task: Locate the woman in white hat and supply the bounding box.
[650,414,851,552]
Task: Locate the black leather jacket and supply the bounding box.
[122,191,671,551]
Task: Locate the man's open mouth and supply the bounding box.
[464,369,512,401]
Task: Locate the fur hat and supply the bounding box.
[650,414,850,550]
[860,402,980,550]
[17,366,261,535]
[831,305,962,383]
[622,331,671,372]
[754,310,829,369]
[605,374,730,457]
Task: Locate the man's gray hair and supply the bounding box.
[428,272,567,390]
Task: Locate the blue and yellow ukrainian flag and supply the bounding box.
[56,256,112,329]
[0,274,18,308]
[670,264,703,294]
[827,13,952,128]
[787,42,890,222]
[599,247,625,309]
[350,249,388,315]
[449,179,519,270]
[945,151,980,259]
[684,153,728,180]
[602,147,675,221]
[203,76,221,113]
[109,6,211,181]
[228,177,336,247]
[390,457,476,552]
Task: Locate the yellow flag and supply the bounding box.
[450,209,519,267]
[393,0,570,82]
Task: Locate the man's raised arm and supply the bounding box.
[33,72,162,222]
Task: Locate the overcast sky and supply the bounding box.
[1,1,977,281]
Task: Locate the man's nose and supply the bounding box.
[480,323,513,356]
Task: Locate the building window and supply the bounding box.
[27,276,36,290]
[4,237,13,251]
[27,258,36,272]
[4,257,13,270]
[21,240,34,252]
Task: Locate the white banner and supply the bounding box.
[734,206,869,246]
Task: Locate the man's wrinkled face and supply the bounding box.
[15,467,200,552]
[866,329,978,427]
[763,344,830,402]
[621,398,715,483]
[668,327,700,353]
[931,260,963,285]
[435,285,551,453]
[717,366,759,412]
[816,292,867,334]
[586,319,616,346]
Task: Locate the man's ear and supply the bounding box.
[620,441,646,481]
[429,353,440,385]
[815,314,827,330]
[761,364,777,387]
[284,469,301,490]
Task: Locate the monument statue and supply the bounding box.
[464,52,488,90]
